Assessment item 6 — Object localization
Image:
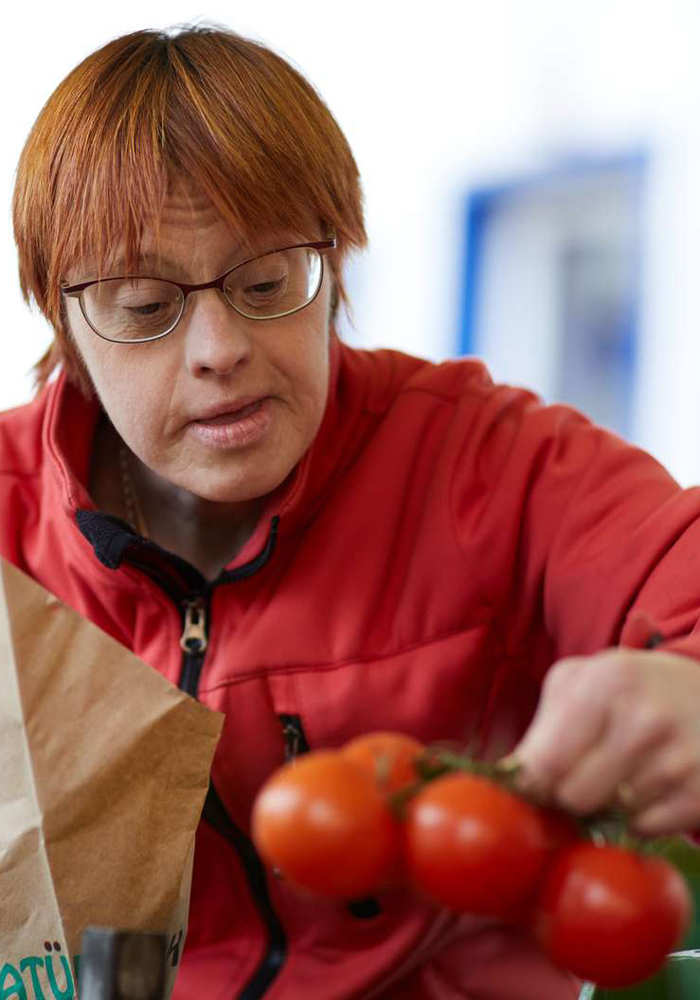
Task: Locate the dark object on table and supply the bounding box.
[79,928,167,1000]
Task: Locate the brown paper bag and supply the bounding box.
[0,560,223,999]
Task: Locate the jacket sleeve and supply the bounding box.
[449,375,700,668]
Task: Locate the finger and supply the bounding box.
[553,701,673,815]
[512,656,608,801]
[630,774,700,836]
[622,737,699,813]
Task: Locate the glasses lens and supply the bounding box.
[224,247,322,319]
[82,278,183,342]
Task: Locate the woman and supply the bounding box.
[8,24,700,1000]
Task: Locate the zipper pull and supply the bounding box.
[279,714,310,762]
[180,598,208,653]
[272,715,308,883]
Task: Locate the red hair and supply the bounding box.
[12,25,366,394]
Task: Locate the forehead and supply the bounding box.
[113,182,240,274]
[157,179,223,230]
[69,180,310,282]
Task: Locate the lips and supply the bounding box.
[190,397,266,425]
[195,400,263,425]
[187,397,273,449]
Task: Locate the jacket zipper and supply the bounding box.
[179,598,208,692]
[279,713,310,760]
[178,596,288,999]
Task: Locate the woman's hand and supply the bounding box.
[510,649,700,836]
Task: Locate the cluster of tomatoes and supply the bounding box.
[251,731,693,989]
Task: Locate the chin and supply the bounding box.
[180,469,288,505]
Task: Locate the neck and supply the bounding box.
[133,453,266,576]
[91,416,265,579]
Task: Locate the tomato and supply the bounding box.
[251,751,400,898]
[535,842,692,987]
[341,731,425,795]
[508,807,581,927]
[341,731,425,888]
[538,806,580,854]
[404,771,549,917]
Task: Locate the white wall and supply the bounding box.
[3,1,700,480]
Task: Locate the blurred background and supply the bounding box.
[3,0,700,481]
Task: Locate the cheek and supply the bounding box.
[93,364,154,436]
[71,328,169,450]
[277,290,332,413]
[278,328,330,432]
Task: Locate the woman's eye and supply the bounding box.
[246,280,284,297]
[128,301,167,316]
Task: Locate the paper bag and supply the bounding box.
[0,559,223,999]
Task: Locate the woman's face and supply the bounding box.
[64,185,333,505]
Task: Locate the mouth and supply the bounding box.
[187,397,273,449]
[193,399,265,425]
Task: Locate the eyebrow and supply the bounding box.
[108,247,246,278]
[83,234,299,280]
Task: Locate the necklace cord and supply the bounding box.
[119,442,149,539]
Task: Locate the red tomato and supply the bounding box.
[341,731,425,795]
[508,807,581,927]
[404,771,549,917]
[535,842,692,987]
[251,751,400,898]
[341,731,425,888]
[538,806,581,853]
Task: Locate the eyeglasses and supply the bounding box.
[61,238,336,344]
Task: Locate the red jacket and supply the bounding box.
[2,337,700,999]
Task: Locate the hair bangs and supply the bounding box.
[13,25,367,393]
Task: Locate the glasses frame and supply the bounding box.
[61,237,337,344]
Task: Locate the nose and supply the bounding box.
[182,289,253,376]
